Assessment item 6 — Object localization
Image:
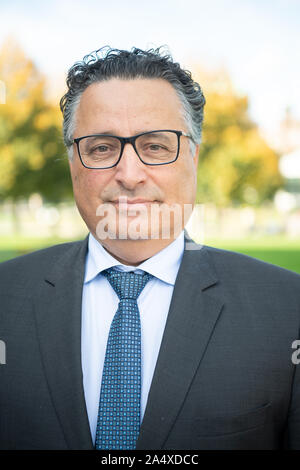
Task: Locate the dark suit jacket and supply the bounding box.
[0,231,300,450]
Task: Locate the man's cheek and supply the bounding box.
[74,171,94,192]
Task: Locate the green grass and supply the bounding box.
[0,235,82,263]
[204,236,300,274]
[0,234,300,274]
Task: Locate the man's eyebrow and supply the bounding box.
[87,130,164,137]
[88,130,118,135]
[142,132,169,138]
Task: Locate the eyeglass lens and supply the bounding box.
[78,131,179,168]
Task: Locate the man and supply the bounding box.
[0,46,300,450]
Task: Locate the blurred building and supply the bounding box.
[272,109,300,237]
[276,109,300,199]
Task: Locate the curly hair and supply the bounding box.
[60,46,206,157]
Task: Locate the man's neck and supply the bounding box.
[93,235,180,266]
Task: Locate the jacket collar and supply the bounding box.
[35,231,222,449]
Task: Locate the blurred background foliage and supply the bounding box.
[0,39,299,273]
[0,39,282,206]
[0,39,71,204]
[194,67,282,206]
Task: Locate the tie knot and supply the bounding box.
[102,267,153,301]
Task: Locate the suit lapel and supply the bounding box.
[136,232,224,449]
[33,237,93,450]
[33,232,223,450]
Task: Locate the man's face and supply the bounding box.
[69,78,199,261]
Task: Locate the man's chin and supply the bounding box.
[95,223,182,242]
[94,200,190,241]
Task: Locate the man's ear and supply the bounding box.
[67,154,75,180]
[192,145,200,169]
[67,151,74,170]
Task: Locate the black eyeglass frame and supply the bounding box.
[72,129,192,169]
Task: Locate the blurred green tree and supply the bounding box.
[0,38,72,204]
[0,43,283,210]
[194,67,283,206]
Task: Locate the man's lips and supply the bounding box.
[111,198,156,204]
[107,198,161,214]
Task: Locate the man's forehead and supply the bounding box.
[80,77,182,107]
[75,77,186,132]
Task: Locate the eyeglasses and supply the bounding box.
[72,129,192,169]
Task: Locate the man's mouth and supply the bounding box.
[110,197,159,208]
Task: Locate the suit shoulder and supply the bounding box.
[0,239,87,287]
[202,244,300,283]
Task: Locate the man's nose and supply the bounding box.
[114,143,148,189]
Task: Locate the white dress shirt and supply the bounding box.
[81,230,185,444]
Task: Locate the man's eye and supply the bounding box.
[146,144,167,151]
[149,144,162,150]
[94,145,109,152]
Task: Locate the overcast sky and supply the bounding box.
[1,0,300,140]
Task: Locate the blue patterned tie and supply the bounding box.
[95,267,153,450]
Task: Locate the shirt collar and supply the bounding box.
[84,231,185,286]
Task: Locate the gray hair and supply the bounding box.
[60,46,206,158]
